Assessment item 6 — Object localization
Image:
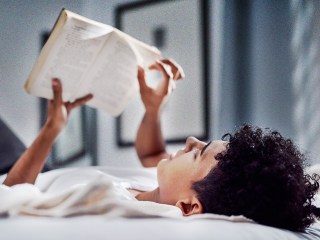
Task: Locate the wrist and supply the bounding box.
[145,102,165,116]
[43,120,63,138]
[145,108,161,119]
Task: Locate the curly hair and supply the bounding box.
[192,125,320,232]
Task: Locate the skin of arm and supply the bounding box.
[3,78,92,186]
[135,59,184,167]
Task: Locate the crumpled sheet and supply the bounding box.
[0,167,251,223]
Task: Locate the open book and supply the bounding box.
[25,9,161,116]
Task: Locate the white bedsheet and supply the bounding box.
[0,166,319,240]
[0,167,250,222]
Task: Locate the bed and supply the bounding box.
[1,215,319,240]
[1,166,320,240]
[1,119,320,240]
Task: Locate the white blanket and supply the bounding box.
[0,167,250,222]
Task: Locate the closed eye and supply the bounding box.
[200,141,212,156]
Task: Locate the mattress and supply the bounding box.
[0,166,319,240]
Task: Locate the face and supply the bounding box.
[157,137,227,205]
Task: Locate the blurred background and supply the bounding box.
[0,0,319,170]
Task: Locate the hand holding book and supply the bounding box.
[45,78,93,134]
[25,9,164,116]
[137,59,185,115]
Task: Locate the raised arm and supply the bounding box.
[3,79,92,186]
[135,59,184,167]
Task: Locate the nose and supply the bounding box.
[185,136,202,152]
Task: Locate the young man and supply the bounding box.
[2,59,320,232]
[133,59,320,231]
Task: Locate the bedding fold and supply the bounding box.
[0,167,251,222]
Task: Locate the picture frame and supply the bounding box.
[40,32,98,168]
[52,105,86,166]
[115,0,210,146]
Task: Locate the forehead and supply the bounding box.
[197,140,227,178]
[202,140,227,158]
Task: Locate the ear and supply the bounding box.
[175,196,203,216]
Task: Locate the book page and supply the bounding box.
[28,16,113,101]
[113,29,161,67]
[78,31,140,116]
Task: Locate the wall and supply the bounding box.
[291,0,320,164]
[250,0,294,137]
[0,1,84,145]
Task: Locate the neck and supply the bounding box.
[136,187,161,203]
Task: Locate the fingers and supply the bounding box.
[51,78,93,111]
[161,59,185,80]
[151,60,173,80]
[152,61,173,95]
[139,61,179,96]
[68,94,93,111]
[52,78,63,104]
[137,66,149,91]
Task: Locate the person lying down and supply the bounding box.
[2,59,320,232]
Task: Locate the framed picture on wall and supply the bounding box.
[52,106,86,166]
[115,0,210,146]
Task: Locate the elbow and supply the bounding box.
[139,156,154,168]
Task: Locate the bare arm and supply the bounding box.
[135,109,168,167]
[3,124,59,186]
[135,59,184,167]
[3,79,92,186]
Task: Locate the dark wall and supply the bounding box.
[217,0,294,138]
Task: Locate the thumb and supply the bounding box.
[137,66,148,90]
[52,78,63,104]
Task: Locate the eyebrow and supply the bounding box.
[200,141,212,156]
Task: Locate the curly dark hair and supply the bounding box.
[192,125,320,232]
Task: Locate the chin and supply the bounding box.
[156,159,167,179]
[157,158,168,167]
